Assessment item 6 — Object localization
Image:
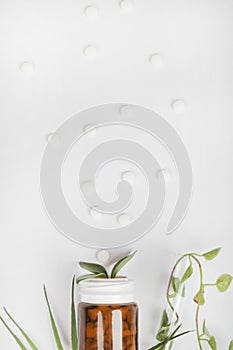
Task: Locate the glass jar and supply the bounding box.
[78,278,138,350]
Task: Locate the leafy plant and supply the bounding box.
[153,248,233,350]
[76,250,137,284]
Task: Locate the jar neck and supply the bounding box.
[78,278,136,304]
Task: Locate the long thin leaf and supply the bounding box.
[43,286,64,350]
[111,251,137,278]
[71,276,78,350]
[148,330,192,350]
[79,262,108,277]
[3,308,39,350]
[168,340,174,350]
[0,315,28,350]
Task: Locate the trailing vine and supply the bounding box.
[153,248,233,350]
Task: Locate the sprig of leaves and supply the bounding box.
[77,251,137,284]
[158,247,233,350]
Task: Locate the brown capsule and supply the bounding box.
[121,307,128,320]
[126,309,135,324]
[86,322,97,338]
[129,345,136,350]
[86,338,97,350]
[88,308,98,322]
[128,324,137,335]
[123,320,130,330]
[123,329,132,337]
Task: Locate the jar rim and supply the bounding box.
[81,276,128,283]
[79,277,136,304]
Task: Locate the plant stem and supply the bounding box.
[191,255,204,350]
[166,254,189,323]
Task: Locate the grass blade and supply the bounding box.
[111,251,137,278]
[3,308,39,350]
[148,325,193,350]
[43,286,64,350]
[71,276,78,350]
[0,315,28,350]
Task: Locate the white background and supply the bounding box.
[0,0,233,349]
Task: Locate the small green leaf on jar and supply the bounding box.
[76,273,106,284]
[110,251,137,278]
[216,274,233,292]
[202,248,221,261]
[228,340,233,350]
[79,262,108,277]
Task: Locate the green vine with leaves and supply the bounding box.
[153,248,233,350]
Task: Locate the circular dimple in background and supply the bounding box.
[40,103,192,248]
[149,53,163,69]
[96,249,110,264]
[84,6,99,19]
[19,61,35,76]
[83,46,98,61]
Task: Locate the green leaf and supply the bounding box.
[228,340,233,350]
[111,251,137,278]
[0,315,28,350]
[172,277,181,294]
[71,277,78,350]
[155,324,181,348]
[168,340,174,350]
[160,310,169,327]
[181,285,186,298]
[168,293,176,299]
[3,308,39,350]
[156,310,169,341]
[202,248,221,261]
[154,345,166,350]
[216,274,233,292]
[79,262,108,277]
[208,336,217,350]
[156,325,170,342]
[202,320,211,338]
[76,273,106,284]
[43,286,64,350]
[181,265,193,284]
[193,288,205,305]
